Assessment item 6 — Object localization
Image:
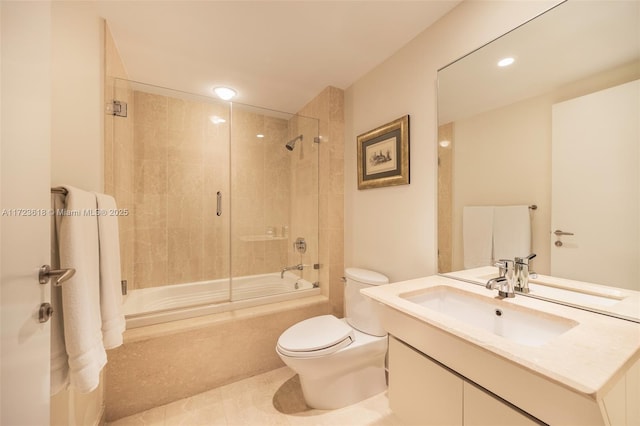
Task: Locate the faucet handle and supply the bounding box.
[517,253,536,265]
[515,253,536,266]
[494,259,514,277]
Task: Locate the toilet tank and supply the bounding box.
[344,268,389,336]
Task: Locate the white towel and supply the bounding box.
[56,186,107,393]
[95,193,125,349]
[463,206,494,269]
[493,205,531,261]
[50,192,69,395]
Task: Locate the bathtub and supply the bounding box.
[123,271,320,328]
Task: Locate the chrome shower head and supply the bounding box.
[285,135,303,151]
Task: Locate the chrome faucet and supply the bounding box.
[281,264,304,279]
[486,259,516,298]
[514,253,537,294]
[486,254,538,297]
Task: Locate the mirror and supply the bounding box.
[437,1,640,320]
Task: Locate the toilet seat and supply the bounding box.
[277,315,354,358]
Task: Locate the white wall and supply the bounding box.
[51,2,104,192]
[1,2,52,424]
[50,3,106,425]
[344,1,559,282]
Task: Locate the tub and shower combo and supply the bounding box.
[105,79,329,421]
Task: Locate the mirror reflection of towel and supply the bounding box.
[493,205,531,261]
[463,206,494,268]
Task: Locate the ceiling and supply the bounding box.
[97,1,461,113]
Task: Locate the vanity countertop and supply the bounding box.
[362,274,640,400]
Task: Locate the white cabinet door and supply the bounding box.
[389,336,463,426]
[551,80,639,290]
[1,2,52,424]
[464,382,540,426]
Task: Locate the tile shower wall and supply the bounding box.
[231,107,291,277]
[131,92,231,288]
[285,114,320,284]
[297,87,345,316]
[123,93,300,290]
[110,85,338,299]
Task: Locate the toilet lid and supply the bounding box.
[277,315,354,358]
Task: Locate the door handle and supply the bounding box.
[554,230,574,236]
[39,264,75,286]
[554,230,574,247]
[216,191,222,217]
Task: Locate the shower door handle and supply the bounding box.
[216,191,222,216]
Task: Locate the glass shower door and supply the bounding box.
[111,79,232,310]
[230,104,319,301]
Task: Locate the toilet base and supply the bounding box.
[298,363,386,410]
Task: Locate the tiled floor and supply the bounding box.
[107,367,405,426]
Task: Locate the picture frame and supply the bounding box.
[357,115,410,190]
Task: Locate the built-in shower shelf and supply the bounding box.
[240,235,288,242]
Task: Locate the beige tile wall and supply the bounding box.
[286,114,321,286]
[296,86,345,317]
[231,107,292,277]
[131,92,231,288]
[108,84,342,295]
[438,122,453,273]
[105,297,330,421]
[124,94,311,289]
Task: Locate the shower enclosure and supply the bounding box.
[107,79,320,326]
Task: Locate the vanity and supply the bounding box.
[406,0,640,421]
[362,275,640,425]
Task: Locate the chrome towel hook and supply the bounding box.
[39,264,75,286]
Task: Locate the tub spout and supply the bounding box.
[281,264,304,279]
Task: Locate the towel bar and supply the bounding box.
[51,187,68,195]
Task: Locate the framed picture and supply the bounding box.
[357,115,410,190]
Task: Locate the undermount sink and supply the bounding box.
[401,286,578,347]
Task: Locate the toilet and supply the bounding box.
[276,268,389,410]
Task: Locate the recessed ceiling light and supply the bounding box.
[256,134,265,138]
[497,57,515,67]
[439,140,451,148]
[213,86,237,100]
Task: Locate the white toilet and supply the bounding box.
[276,268,389,410]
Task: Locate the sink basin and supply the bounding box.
[401,286,578,347]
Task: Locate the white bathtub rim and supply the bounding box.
[123,271,313,319]
[125,286,321,329]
